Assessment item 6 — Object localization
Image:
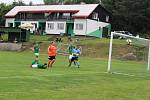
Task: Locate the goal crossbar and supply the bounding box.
[108,33,150,72]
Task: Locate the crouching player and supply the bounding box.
[68,47,81,68]
[31,59,47,69]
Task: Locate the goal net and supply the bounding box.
[108,33,150,76]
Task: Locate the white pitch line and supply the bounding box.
[0,71,108,79]
[0,71,149,79]
[110,72,136,77]
[109,71,150,78]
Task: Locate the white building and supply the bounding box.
[5,4,111,38]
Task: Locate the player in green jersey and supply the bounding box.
[34,42,40,59]
[31,59,47,69]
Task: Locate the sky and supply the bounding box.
[0,0,44,4]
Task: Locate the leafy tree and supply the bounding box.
[12,0,26,7]
[0,3,13,26]
[29,1,33,6]
[44,0,100,4]
[0,0,26,26]
[102,0,150,35]
[44,0,59,4]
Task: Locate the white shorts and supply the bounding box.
[34,53,39,56]
[69,55,73,60]
[32,64,38,68]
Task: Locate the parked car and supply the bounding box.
[145,36,150,39]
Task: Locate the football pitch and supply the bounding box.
[0,51,150,100]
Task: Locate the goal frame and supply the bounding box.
[107,32,150,72]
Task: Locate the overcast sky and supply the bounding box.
[0,0,44,4]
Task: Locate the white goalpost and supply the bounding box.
[108,32,150,75]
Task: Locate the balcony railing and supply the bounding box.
[15,16,73,21]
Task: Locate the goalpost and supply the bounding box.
[108,32,150,75]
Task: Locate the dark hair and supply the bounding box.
[51,41,54,44]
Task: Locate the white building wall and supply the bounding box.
[74,19,87,35]
[86,19,109,33]
[5,18,15,27]
[46,21,66,35]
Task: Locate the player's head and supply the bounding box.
[50,41,55,45]
[34,42,39,46]
[75,46,79,50]
[72,45,75,48]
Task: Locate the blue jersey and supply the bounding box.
[72,48,81,55]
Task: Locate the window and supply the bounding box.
[92,12,98,19]
[62,13,71,19]
[45,12,51,17]
[56,13,59,18]
[76,23,83,30]
[63,13,70,17]
[48,23,54,30]
[57,23,64,30]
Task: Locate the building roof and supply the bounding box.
[5,4,99,18]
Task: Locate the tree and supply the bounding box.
[43,0,100,4]
[44,0,59,4]
[12,0,26,6]
[0,0,26,26]
[29,1,33,6]
[0,3,13,26]
[102,0,150,35]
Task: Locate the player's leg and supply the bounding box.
[75,57,80,68]
[68,60,72,67]
[50,59,56,68]
[68,57,75,67]
[35,53,39,60]
[68,55,73,67]
[48,56,52,68]
[38,63,47,69]
[48,60,52,68]
[48,56,56,68]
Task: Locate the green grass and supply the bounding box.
[1,51,150,100]
[0,35,150,99]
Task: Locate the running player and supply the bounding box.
[47,41,57,68]
[34,42,40,59]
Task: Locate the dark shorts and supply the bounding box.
[71,56,78,62]
[48,56,56,60]
[38,64,47,69]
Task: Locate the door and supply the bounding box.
[66,23,74,36]
[8,23,13,27]
[39,22,46,35]
[103,27,109,37]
